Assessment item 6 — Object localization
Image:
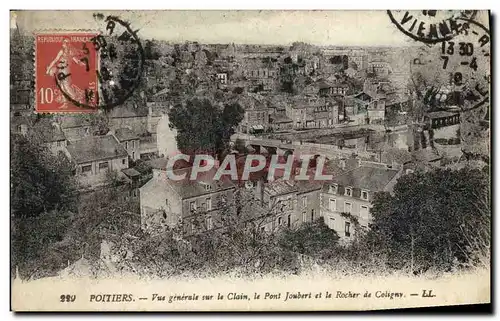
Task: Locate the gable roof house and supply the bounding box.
[321,161,402,241]
[139,167,237,235]
[66,135,129,188]
[32,119,68,156]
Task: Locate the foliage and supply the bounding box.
[233,138,248,154]
[11,130,80,278]
[168,98,244,158]
[279,219,339,259]
[369,168,490,273]
[10,134,78,218]
[144,40,161,60]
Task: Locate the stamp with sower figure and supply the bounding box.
[35,32,100,113]
[34,14,145,113]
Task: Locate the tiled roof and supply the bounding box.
[163,167,236,200]
[270,114,293,124]
[114,128,139,141]
[331,164,399,191]
[427,111,459,119]
[108,101,148,118]
[66,135,128,164]
[316,80,333,89]
[59,115,91,129]
[32,118,66,142]
[122,168,141,178]
[296,180,323,194]
[265,180,297,196]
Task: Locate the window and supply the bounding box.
[278,216,282,226]
[329,184,338,194]
[345,187,352,197]
[361,190,369,201]
[328,217,335,229]
[360,205,369,218]
[132,152,135,159]
[345,202,352,213]
[56,141,61,147]
[206,216,213,230]
[190,201,196,211]
[311,209,315,221]
[125,141,128,149]
[98,162,109,172]
[206,198,212,211]
[122,158,126,165]
[345,222,351,237]
[165,199,169,207]
[302,211,307,222]
[82,164,92,174]
[287,214,291,227]
[162,212,167,219]
[205,184,212,191]
[329,198,336,211]
[302,196,307,207]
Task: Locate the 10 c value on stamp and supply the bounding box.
[35,32,100,113]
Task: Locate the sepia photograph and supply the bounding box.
[9,9,491,312]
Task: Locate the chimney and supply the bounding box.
[339,158,346,170]
[255,179,264,205]
[51,122,60,131]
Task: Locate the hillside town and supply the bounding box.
[10,21,490,278]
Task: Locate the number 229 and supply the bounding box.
[60,294,76,302]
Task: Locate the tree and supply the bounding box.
[279,219,339,259]
[144,39,161,60]
[233,138,248,154]
[168,98,244,158]
[369,168,490,273]
[11,131,79,278]
[10,134,78,218]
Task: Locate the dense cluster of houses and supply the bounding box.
[142,41,412,134]
[138,155,403,241]
[11,30,456,242]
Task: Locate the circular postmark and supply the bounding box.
[387,10,478,44]
[440,18,490,112]
[54,14,145,111]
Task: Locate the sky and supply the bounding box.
[12,10,419,46]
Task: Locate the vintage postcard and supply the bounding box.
[10,10,490,311]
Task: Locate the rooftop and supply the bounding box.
[270,113,293,124]
[108,101,148,118]
[59,115,91,129]
[427,110,460,119]
[114,128,139,141]
[32,119,66,142]
[331,164,399,191]
[66,135,128,164]
[159,167,236,199]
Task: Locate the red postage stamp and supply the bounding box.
[35,32,99,113]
